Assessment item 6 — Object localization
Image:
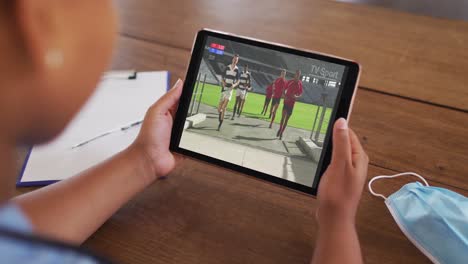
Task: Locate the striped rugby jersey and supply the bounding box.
[222,64,239,90]
[238,71,251,90]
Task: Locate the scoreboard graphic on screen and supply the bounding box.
[209,43,225,55]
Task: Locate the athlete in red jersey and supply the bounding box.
[268,69,287,128]
[277,70,303,139]
[260,83,273,115]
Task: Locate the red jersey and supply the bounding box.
[284,80,303,107]
[272,77,287,99]
[265,84,273,98]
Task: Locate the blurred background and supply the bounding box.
[337,0,468,21]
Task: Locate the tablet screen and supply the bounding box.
[176,32,354,192]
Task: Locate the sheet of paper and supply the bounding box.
[20,71,169,184]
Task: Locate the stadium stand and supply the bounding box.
[198,58,219,84]
[200,44,339,107]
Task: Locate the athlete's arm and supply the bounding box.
[295,83,303,98]
[221,67,227,87]
[311,119,368,264]
[233,79,240,88]
[14,81,185,245]
[221,76,226,87]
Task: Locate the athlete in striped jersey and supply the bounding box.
[231,65,252,120]
[217,54,240,131]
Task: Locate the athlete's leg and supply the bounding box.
[279,111,291,140]
[269,101,277,119]
[269,103,278,128]
[221,99,229,119]
[218,95,225,124]
[218,99,224,113]
[277,108,287,137]
[218,98,229,131]
[232,96,240,120]
[269,99,276,118]
[264,98,271,116]
[239,99,245,116]
[238,91,246,116]
[261,97,268,114]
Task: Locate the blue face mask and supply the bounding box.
[368,172,468,264]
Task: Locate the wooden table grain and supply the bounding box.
[16,1,468,263]
[114,0,468,112]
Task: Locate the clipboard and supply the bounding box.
[17,71,171,187]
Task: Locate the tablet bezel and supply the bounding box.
[170,29,360,196]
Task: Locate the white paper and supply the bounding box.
[20,71,169,183]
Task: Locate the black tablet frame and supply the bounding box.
[170,29,360,196]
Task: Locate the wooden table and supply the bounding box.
[18,0,468,263]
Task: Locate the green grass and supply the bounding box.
[190,83,332,134]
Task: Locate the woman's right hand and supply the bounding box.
[316,118,369,227]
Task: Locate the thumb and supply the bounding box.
[152,79,183,113]
[330,118,352,167]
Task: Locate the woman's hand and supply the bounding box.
[130,79,184,182]
[316,118,369,227]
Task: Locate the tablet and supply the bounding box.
[170,29,360,195]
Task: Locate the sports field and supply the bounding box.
[190,83,332,134]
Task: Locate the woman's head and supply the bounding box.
[0,1,117,145]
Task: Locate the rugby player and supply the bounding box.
[277,70,303,139]
[232,64,252,120]
[217,54,240,131]
[268,69,287,128]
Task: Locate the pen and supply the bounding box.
[121,120,143,131]
[71,120,143,149]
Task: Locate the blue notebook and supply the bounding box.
[17,71,170,187]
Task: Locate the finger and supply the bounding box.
[348,128,364,156]
[330,118,352,167]
[168,103,179,120]
[349,129,369,171]
[152,79,183,113]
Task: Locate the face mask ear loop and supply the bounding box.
[368,172,430,200]
[368,176,389,200]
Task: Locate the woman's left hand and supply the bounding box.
[130,79,184,181]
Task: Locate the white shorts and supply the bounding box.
[236,89,248,99]
[219,88,233,102]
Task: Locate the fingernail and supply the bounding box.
[336,118,348,130]
[173,78,182,88]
